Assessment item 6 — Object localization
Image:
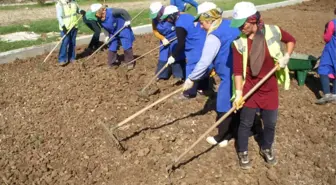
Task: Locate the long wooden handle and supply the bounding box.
[112,87,184,130]
[172,66,278,165]
[85,8,146,62]
[122,37,177,66]
[42,14,83,63]
[141,63,169,92]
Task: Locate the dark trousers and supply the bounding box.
[238,107,278,152]
[320,74,336,94]
[156,60,185,79]
[214,111,238,142]
[83,16,101,50]
[108,48,134,66]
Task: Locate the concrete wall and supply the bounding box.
[0,0,306,64]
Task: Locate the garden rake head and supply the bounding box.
[99,121,126,152]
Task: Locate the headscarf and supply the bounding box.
[199,8,223,35]
[246,11,266,77]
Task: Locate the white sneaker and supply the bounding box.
[206,136,218,145]
[218,140,229,147]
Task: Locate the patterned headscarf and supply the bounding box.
[199,8,223,34]
[246,11,264,31]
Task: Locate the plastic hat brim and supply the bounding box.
[194,14,201,22]
[149,12,158,19]
[160,14,169,20]
[230,18,247,28]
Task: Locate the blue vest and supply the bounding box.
[318,19,336,76]
[100,8,125,34]
[175,14,206,65]
[154,20,185,61]
[210,20,240,112]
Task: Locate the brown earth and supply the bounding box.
[0,0,335,184]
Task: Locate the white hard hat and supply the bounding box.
[230,1,257,27]
[194,2,217,21]
[197,2,217,15]
[149,2,163,19]
[160,5,178,20]
[91,3,103,13]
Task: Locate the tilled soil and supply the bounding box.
[0,0,335,184]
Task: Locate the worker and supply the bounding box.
[56,0,85,66]
[170,0,198,12]
[183,2,240,146]
[94,5,135,70]
[80,3,105,56]
[161,5,208,99]
[149,2,185,82]
[316,8,336,104]
[231,2,296,169]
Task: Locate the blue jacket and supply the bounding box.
[210,20,240,112]
[170,0,198,11]
[318,19,336,76]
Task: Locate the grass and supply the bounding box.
[0,0,285,52]
[0,37,58,52]
[0,0,140,10]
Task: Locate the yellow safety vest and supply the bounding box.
[58,1,79,30]
[233,24,290,90]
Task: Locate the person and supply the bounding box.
[316,8,336,104]
[149,2,185,82]
[94,5,135,70]
[56,0,85,66]
[183,2,240,146]
[231,2,296,169]
[80,3,104,55]
[170,0,198,12]
[161,5,208,99]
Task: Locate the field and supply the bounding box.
[0,0,335,184]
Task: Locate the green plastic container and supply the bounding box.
[287,53,318,86]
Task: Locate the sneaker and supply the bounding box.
[238,151,251,169]
[58,61,68,66]
[260,148,277,165]
[331,94,336,103]
[315,94,333,105]
[206,136,229,147]
[206,136,217,145]
[218,140,229,147]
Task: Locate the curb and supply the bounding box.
[0,0,306,64]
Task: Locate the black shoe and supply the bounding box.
[260,148,277,165]
[238,151,251,170]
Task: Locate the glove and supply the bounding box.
[80,10,86,15]
[124,20,131,27]
[278,53,290,69]
[167,56,175,65]
[162,38,170,46]
[104,36,110,44]
[210,69,216,77]
[62,25,68,34]
[233,90,244,111]
[183,78,194,91]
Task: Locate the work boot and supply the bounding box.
[124,48,135,71]
[108,51,120,68]
[315,94,333,105]
[238,151,251,170]
[260,148,277,165]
